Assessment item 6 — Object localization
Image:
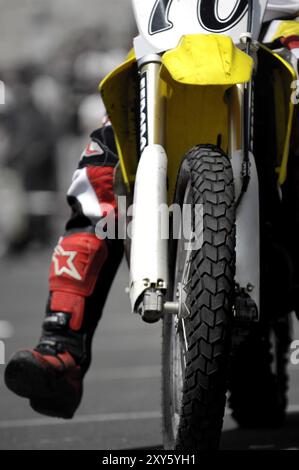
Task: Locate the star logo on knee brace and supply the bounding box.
[53,245,82,281]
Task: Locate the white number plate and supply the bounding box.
[132,0,268,56]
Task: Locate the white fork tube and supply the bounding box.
[130,145,168,312]
[129,55,168,314]
[229,84,260,316]
[232,148,260,315]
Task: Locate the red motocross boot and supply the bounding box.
[5,341,83,419]
[5,234,123,419]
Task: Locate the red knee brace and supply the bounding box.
[281,35,299,51]
[49,233,108,331]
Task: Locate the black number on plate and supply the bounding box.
[148,0,248,37]
[149,0,174,35]
[197,0,248,32]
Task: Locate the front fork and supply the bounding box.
[229,79,260,321]
[129,54,174,322]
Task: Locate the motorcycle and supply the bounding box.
[99,0,298,450]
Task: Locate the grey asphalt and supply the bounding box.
[0,249,299,450]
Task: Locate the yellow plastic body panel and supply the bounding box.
[100,35,252,200]
[259,44,296,185]
[100,54,138,191]
[270,20,299,42]
[162,34,253,86]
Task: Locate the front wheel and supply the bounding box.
[162,145,236,450]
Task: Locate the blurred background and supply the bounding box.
[0,0,136,253]
[0,0,299,451]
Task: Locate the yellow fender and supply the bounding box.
[162,34,253,86]
[161,34,252,199]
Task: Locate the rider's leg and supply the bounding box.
[5,125,123,419]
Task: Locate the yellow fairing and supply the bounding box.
[100,53,138,191]
[100,35,252,200]
[269,20,299,42]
